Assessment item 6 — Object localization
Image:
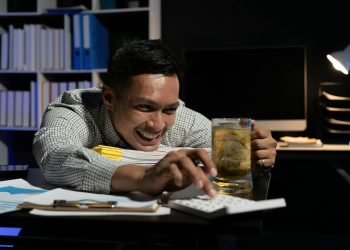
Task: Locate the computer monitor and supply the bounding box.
[181,45,307,131]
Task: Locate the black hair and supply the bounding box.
[103,39,184,92]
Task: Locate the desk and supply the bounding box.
[0,168,270,250]
[251,158,350,250]
[1,159,350,250]
[277,143,350,160]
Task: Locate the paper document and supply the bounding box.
[23,188,170,216]
[0,178,46,214]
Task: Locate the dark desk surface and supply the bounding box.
[1,158,350,250]
[0,168,270,250]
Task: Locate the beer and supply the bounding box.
[212,118,253,194]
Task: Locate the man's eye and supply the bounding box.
[137,104,152,111]
[163,108,177,115]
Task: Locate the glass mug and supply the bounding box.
[211,118,253,195]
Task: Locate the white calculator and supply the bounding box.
[168,194,286,219]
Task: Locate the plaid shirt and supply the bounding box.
[33,87,211,193]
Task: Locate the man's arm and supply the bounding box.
[33,107,125,193]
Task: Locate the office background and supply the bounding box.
[0,2,349,249]
[161,0,350,143]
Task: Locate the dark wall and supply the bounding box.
[161,0,350,142]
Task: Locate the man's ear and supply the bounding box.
[102,85,115,110]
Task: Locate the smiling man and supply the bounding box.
[32,39,276,197]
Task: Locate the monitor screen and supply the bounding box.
[181,46,307,131]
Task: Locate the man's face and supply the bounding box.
[104,74,180,152]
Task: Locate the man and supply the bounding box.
[33,39,277,197]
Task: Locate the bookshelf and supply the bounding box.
[0,0,161,167]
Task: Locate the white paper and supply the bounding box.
[0,179,170,216]
[0,178,46,214]
[23,188,170,216]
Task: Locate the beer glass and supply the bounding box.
[211,118,252,194]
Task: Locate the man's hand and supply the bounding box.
[141,148,217,197]
[250,120,277,174]
[112,148,217,197]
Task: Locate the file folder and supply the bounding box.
[72,14,83,69]
[81,13,109,69]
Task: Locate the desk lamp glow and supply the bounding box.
[326,44,350,75]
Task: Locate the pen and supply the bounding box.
[53,200,118,209]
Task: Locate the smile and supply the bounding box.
[136,130,162,141]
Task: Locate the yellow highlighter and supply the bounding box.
[92,145,124,160]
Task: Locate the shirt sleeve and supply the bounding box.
[33,106,127,193]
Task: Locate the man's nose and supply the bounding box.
[148,112,165,130]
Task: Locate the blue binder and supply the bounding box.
[72,13,83,69]
[81,13,109,69]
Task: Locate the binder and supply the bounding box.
[7,91,14,127]
[30,81,37,127]
[14,91,23,126]
[22,91,30,127]
[1,30,8,69]
[0,91,6,126]
[72,14,83,69]
[59,81,68,95]
[81,13,109,69]
[67,81,77,90]
[50,82,59,101]
[63,14,72,70]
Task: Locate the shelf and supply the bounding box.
[321,91,350,101]
[0,127,37,131]
[0,0,161,166]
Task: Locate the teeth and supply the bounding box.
[138,130,160,140]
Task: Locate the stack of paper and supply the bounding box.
[92,145,211,166]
